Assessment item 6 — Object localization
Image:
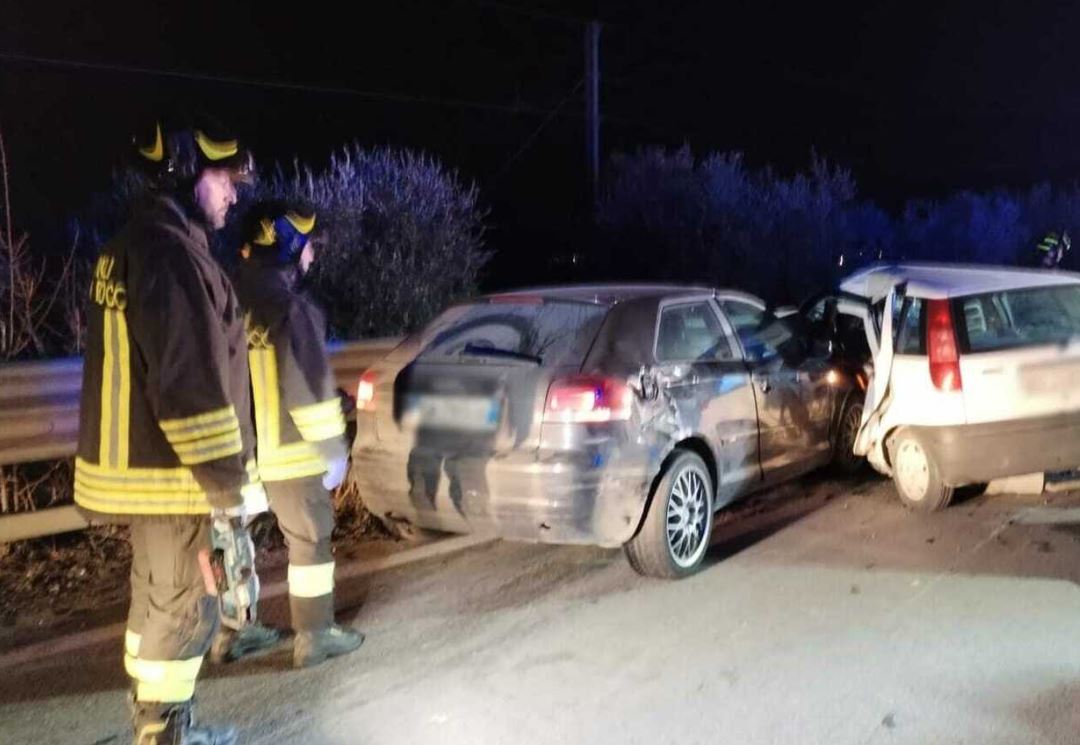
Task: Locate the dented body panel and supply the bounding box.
[845,263,1080,487]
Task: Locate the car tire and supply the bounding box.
[832,396,866,475]
[889,429,954,512]
[625,451,714,579]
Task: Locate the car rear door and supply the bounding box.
[652,295,760,501]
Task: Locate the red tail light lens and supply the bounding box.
[927,299,962,392]
[356,370,377,411]
[544,376,632,423]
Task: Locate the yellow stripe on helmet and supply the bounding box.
[285,212,316,235]
[194,130,240,161]
[253,218,277,246]
[138,123,164,163]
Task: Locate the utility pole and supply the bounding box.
[585,20,601,210]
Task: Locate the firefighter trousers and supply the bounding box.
[124,518,217,710]
[267,475,336,631]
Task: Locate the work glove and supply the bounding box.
[322,455,349,491]
[214,483,269,526]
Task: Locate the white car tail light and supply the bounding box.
[544,376,632,423]
[928,299,963,392]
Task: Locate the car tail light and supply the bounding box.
[356,370,377,411]
[544,375,632,423]
[927,299,962,392]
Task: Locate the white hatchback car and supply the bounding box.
[836,262,1080,510]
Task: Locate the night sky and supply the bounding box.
[3,0,1080,286]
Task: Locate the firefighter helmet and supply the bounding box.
[241,201,317,265]
[132,116,254,188]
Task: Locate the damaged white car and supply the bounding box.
[837,262,1080,510]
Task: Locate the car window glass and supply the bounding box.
[656,302,734,362]
[896,298,925,355]
[720,300,804,363]
[958,286,1080,353]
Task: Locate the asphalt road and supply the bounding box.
[3,474,1080,745]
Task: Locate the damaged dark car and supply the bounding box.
[351,285,865,578]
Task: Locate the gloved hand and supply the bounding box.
[213,505,248,533]
[242,483,270,518]
[322,455,349,491]
[213,484,269,526]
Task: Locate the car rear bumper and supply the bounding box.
[912,411,1080,485]
[351,443,654,548]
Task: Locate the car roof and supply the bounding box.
[481,284,762,306]
[839,262,1080,300]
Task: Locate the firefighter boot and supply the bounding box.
[132,701,237,745]
[293,624,364,669]
[209,622,282,664]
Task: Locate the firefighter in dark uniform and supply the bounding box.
[214,200,363,668]
[1030,230,1071,268]
[75,119,263,745]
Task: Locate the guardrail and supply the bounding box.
[0,338,401,543]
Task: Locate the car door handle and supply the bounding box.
[752,374,772,394]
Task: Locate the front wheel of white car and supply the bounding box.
[625,451,714,579]
[890,430,954,512]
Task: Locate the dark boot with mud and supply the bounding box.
[209,623,283,664]
[132,701,237,745]
[293,624,364,669]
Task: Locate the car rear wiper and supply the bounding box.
[461,343,543,365]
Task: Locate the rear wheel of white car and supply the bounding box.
[625,451,714,579]
[890,430,954,512]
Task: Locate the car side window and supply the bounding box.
[719,300,767,337]
[719,299,797,363]
[655,302,734,362]
[801,297,872,362]
[891,293,905,342]
[896,297,926,355]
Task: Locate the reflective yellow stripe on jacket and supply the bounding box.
[99,308,131,470]
[249,345,328,482]
[74,457,262,516]
[289,399,346,442]
[159,405,243,465]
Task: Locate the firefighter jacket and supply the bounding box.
[75,195,261,519]
[232,258,347,483]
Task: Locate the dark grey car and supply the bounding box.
[351,285,863,578]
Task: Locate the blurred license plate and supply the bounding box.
[402,395,500,432]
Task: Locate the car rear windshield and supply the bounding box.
[414,300,609,367]
[955,285,1080,353]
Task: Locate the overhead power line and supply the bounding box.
[1,52,581,119]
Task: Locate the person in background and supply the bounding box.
[212,200,364,669]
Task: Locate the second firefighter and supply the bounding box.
[214,201,364,668]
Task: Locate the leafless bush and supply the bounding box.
[0,130,86,514]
